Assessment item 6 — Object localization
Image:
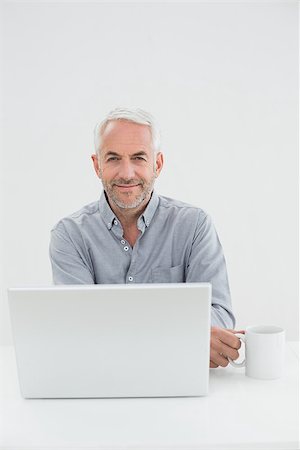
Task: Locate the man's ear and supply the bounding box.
[155,152,164,177]
[91,154,102,178]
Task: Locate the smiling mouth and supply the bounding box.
[114,184,140,189]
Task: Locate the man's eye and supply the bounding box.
[107,157,119,162]
[133,156,146,161]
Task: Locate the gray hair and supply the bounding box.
[94,107,161,156]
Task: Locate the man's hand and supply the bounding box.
[210,326,245,368]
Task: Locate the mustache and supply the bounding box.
[111,179,143,186]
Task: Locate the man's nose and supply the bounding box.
[118,160,135,179]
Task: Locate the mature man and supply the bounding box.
[50,107,242,368]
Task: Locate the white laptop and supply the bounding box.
[8,283,211,399]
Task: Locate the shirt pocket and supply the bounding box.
[151,264,185,283]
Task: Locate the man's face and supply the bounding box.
[92,120,163,210]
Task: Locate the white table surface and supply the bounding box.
[0,342,298,450]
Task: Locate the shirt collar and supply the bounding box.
[99,190,159,230]
[141,190,159,227]
[99,191,117,230]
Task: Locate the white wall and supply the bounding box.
[1,1,298,343]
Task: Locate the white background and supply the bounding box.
[1,1,298,344]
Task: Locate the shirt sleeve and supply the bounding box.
[49,224,95,285]
[186,212,236,329]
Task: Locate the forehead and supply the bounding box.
[101,120,152,150]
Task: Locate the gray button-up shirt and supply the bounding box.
[50,191,235,328]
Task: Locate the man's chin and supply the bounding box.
[112,196,145,210]
[104,182,154,211]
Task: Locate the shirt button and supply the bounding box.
[128,276,133,282]
[107,223,111,228]
[124,246,129,251]
[121,240,125,244]
[114,219,118,225]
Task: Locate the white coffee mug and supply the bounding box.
[228,325,285,379]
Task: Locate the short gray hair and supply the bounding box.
[94,107,161,156]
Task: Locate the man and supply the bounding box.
[50,107,243,368]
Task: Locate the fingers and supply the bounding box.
[210,349,230,367]
[211,326,241,350]
[210,326,244,369]
[210,360,218,368]
[211,339,240,361]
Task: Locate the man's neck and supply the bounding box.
[112,206,141,229]
[107,192,152,230]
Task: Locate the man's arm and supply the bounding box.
[186,212,240,367]
[186,212,235,328]
[49,223,95,284]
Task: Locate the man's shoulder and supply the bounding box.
[158,194,207,216]
[51,199,100,233]
[156,194,215,236]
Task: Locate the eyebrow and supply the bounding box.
[104,151,119,157]
[104,150,149,158]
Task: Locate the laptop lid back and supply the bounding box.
[8,283,211,398]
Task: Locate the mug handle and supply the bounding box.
[228,333,246,368]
